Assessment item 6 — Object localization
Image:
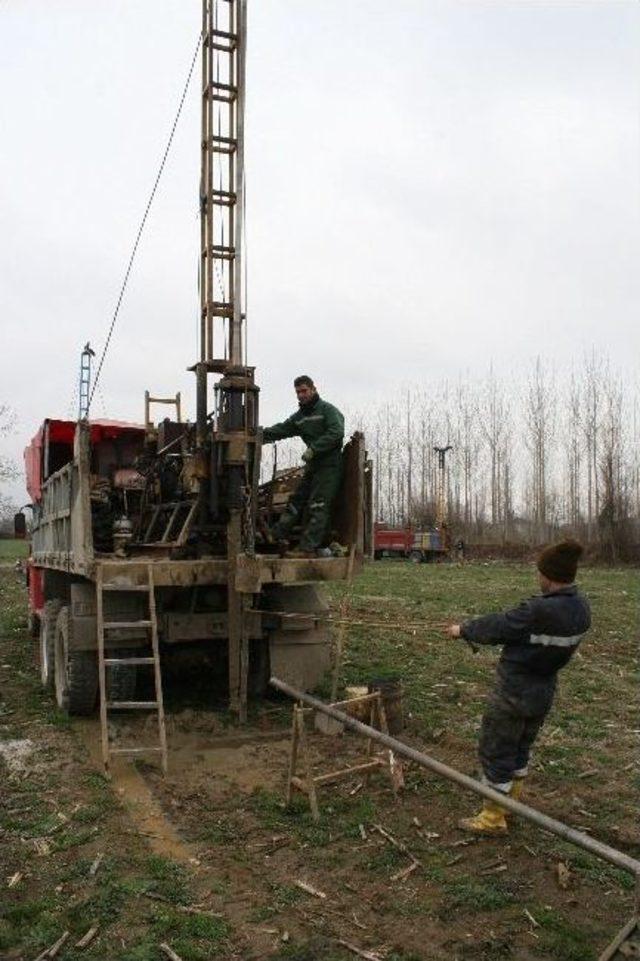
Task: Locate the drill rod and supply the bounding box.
[269,676,640,880]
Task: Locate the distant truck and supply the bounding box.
[373,523,447,563]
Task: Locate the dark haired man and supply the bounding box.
[263,376,344,557]
[445,539,590,834]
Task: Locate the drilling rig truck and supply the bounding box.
[21,0,372,771]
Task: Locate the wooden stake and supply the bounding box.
[285,704,300,807]
[330,545,356,701]
[296,709,319,821]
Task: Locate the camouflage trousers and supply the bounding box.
[478,688,548,789]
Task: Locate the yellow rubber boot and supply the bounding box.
[510,778,524,802]
[458,799,508,835]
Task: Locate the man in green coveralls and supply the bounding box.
[263,376,344,557]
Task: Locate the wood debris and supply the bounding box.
[358,823,367,841]
[88,852,104,876]
[390,861,418,883]
[371,823,421,866]
[7,871,23,888]
[337,938,384,961]
[159,945,184,961]
[33,838,50,857]
[33,930,70,960]
[481,863,507,876]
[349,782,363,796]
[294,879,327,899]
[524,908,540,928]
[555,861,571,889]
[75,926,99,949]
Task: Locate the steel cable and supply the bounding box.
[88,29,203,412]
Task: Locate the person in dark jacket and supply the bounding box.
[263,375,344,556]
[445,539,591,834]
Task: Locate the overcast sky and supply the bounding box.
[1,0,639,504]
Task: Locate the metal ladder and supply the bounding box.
[96,564,168,774]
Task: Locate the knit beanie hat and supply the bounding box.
[537,539,583,583]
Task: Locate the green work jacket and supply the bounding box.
[263,395,344,463]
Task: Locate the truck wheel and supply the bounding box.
[54,607,98,716]
[409,551,423,564]
[106,650,138,702]
[39,600,61,690]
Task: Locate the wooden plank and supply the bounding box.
[104,657,155,666]
[148,565,169,775]
[105,701,159,710]
[291,761,383,792]
[103,620,152,630]
[96,566,109,773]
[309,760,383,786]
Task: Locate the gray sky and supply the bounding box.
[1,0,639,504]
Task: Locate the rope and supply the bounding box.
[88,28,203,412]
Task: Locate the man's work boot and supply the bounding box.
[458,799,508,835]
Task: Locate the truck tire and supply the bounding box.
[39,600,62,690]
[54,607,98,716]
[409,550,423,564]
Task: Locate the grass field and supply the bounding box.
[0,538,29,561]
[0,560,637,960]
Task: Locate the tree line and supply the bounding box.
[349,355,639,560]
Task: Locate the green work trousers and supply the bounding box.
[274,456,343,551]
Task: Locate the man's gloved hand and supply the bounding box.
[301,447,314,464]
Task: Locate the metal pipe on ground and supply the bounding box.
[270,676,640,881]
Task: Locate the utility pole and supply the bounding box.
[78,343,95,420]
[433,445,453,542]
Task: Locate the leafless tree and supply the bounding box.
[524,358,556,540]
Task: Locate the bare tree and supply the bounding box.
[581,351,603,539]
[0,405,19,519]
[524,358,555,541]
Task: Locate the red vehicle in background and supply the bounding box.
[373,522,448,563]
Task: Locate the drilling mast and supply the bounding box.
[194,0,258,718]
[78,342,95,420]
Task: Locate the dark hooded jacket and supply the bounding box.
[461,585,591,715]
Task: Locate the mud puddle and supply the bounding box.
[76,718,292,858]
[76,719,196,862]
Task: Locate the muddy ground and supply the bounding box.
[0,560,638,961]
